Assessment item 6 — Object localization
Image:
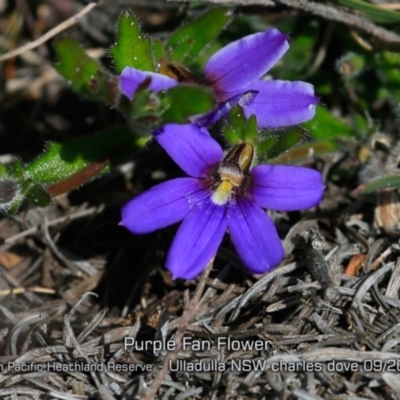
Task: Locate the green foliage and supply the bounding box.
[9,160,24,180]
[330,0,400,24]
[25,184,52,207]
[121,84,214,126]
[257,127,309,161]
[226,108,312,162]
[356,175,400,194]
[303,107,353,141]
[111,10,155,74]
[0,162,51,213]
[267,107,355,163]
[167,8,231,65]
[54,38,119,105]
[161,86,214,124]
[125,82,167,127]
[375,52,400,105]
[225,106,257,145]
[26,127,143,184]
[0,127,150,215]
[152,39,166,63]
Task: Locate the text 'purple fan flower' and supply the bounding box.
[119,28,318,128]
[120,124,325,280]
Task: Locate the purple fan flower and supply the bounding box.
[119,28,318,128]
[120,124,325,280]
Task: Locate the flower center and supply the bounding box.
[210,143,254,206]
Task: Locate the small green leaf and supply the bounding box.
[26,184,52,207]
[226,106,247,143]
[54,38,119,105]
[26,127,144,185]
[153,39,166,63]
[330,0,400,24]
[167,8,232,64]
[161,86,214,124]
[257,127,309,160]
[225,106,258,145]
[111,10,154,74]
[244,115,257,143]
[356,175,400,194]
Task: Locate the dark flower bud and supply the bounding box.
[0,177,22,214]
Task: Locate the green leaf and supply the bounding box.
[161,86,214,124]
[152,38,166,63]
[356,175,400,194]
[303,106,353,141]
[111,10,154,74]
[257,127,309,160]
[26,127,144,185]
[2,126,149,211]
[226,106,247,143]
[267,107,353,163]
[167,8,232,64]
[244,115,257,143]
[26,184,52,207]
[225,106,258,145]
[54,38,119,105]
[330,0,400,24]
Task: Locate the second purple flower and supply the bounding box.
[119,29,318,128]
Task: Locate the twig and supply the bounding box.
[141,260,214,400]
[172,0,400,51]
[349,29,374,51]
[0,2,98,62]
[369,245,394,271]
[0,287,56,296]
[4,205,103,244]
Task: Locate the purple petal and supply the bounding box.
[244,80,318,128]
[119,67,177,99]
[166,201,227,280]
[251,165,325,211]
[120,178,200,234]
[155,124,223,178]
[228,199,284,274]
[205,29,289,101]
